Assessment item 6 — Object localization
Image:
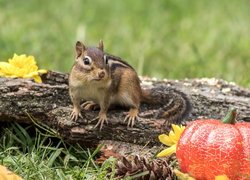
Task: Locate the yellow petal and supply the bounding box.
[9,75,18,78]
[0,62,12,74]
[0,62,18,76]
[158,134,175,146]
[0,62,10,69]
[23,71,39,78]
[37,69,47,74]
[180,125,186,132]
[0,62,9,76]
[169,130,179,144]
[215,175,230,180]
[33,75,42,83]
[172,124,185,140]
[26,55,36,64]
[172,124,182,135]
[174,169,195,180]
[157,144,176,157]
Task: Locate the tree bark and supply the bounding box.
[0,71,249,146]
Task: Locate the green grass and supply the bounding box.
[0,123,116,179]
[0,0,250,87]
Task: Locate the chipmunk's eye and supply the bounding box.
[83,57,91,65]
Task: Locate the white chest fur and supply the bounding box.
[71,79,111,104]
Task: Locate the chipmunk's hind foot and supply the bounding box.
[81,101,99,110]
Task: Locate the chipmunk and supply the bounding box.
[69,41,192,129]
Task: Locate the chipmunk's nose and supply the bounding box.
[98,71,105,79]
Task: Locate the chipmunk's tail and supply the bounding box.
[141,86,192,124]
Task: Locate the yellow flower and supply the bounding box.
[0,54,47,83]
[157,124,185,157]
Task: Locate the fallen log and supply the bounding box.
[0,71,249,146]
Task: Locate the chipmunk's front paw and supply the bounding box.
[124,108,139,128]
[93,112,108,130]
[70,108,83,121]
[81,101,99,110]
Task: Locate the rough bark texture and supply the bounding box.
[0,71,249,147]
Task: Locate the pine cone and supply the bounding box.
[115,155,174,180]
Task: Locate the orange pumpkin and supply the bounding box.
[176,108,250,180]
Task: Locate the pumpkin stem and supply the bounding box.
[222,107,237,124]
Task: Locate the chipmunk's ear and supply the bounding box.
[75,41,86,58]
[98,40,104,51]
